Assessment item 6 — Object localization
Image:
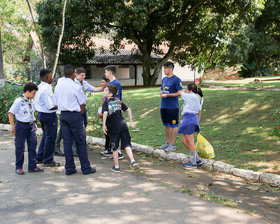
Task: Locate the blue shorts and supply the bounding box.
[160,108,179,128]
[178,113,200,135]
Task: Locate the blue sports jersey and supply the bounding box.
[161,75,183,109]
[108,79,122,101]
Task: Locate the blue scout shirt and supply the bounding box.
[74,78,96,94]
[34,81,56,113]
[53,77,87,112]
[108,79,122,101]
[161,75,183,109]
[181,92,203,115]
[9,95,36,123]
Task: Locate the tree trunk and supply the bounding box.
[0,28,4,88]
[142,52,155,86]
[26,0,46,68]
[52,0,67,78]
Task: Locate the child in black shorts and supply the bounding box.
[102,85,139,172]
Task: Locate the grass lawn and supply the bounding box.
[86,87,280,174]
[202,81,280,89]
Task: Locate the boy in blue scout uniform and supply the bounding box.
[53,64,96,175]
[34,68,60,167]
[159,61,183,152]
[74,67,103,127]
[8,82,44,175]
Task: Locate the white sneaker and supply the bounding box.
[165,145,176,152]
[159,143,170,149]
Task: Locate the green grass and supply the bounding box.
[86,87,280,174]
[203,81,280,88]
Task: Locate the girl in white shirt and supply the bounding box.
[178,83,203,168]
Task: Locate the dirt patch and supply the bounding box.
[205,68,242,80]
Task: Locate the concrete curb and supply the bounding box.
[1,123,279,187]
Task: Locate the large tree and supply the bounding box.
[239,0,280,77]
[37,0,254,86]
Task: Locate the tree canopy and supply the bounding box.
[37,0,270,85]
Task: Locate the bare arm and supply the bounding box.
[92,86,104,92]
[160,90,183,98]
[126,108,136,128]
[103,111,108,134]
[8,113,15,135]
[198,111,202,121]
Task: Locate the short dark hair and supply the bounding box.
[163,61,174,69]
[106,85,118,97]
[76,67,86,75]
[40,68,52,79]
[64,64,75,78]
[24,82,38,93]
[102,76,110,82]
[105,65,116,75]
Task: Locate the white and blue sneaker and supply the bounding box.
[165,145,176,152]
[183,162,197,168]
[159,143,170,150]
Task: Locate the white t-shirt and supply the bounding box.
[181,92,203,116]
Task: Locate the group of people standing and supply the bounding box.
[8,61,203,176]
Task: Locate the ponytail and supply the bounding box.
[197,88,203,98]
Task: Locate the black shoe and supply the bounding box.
[54,148,64,156]
[36,159,43,164]
[102,150,113,157]
[110,152,124,160]
[66,169,77,175]
[83,167,96,175]
[43,161,60,167]
[111,166,120,173]
[196,159,203,167]
[118,153,124,160]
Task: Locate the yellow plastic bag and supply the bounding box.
[196,133,215,159]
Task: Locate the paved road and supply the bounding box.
[0,130,268,224]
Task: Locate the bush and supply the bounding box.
[0,83,23,123]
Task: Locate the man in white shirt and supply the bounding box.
[53,64,96,175]
[34,69,59,167]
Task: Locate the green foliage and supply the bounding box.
[0,83,23,123]
[235,0,280,77]
[37,0,253,86]
[36,0,96,67]
[0,0,35,80]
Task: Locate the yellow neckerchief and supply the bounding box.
[20,94,33,124]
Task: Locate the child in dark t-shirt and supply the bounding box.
[102,85,139,172]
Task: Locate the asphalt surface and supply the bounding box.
[0,130,270,224]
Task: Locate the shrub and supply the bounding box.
[0,83,23,123]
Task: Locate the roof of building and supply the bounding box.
[86,49,161,65]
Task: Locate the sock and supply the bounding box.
[190,151,196,165]
[131,159,135,164]
[117,149,121,154]
[195,151,201,162]
[115,165,119,169]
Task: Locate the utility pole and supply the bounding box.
[0,28,5,88]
